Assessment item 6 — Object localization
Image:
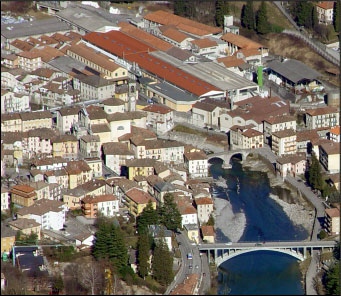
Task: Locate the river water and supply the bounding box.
[210,158,308,295]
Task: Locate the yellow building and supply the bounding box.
[324,208,340,235]
[8,218,41,240]
[126,159,156,180]
[65,160,92,189]
[124,188,156,216]
[1,224,16,254]
[20,111,53,132]
[84,157,103,178]
[201,225,215,243]
[319,142,340,173]
[11,184,37,207]
[1,113,22,132]
[91,124,112,145]
[184,224,199,244]
[52,135,79,159]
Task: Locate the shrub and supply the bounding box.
[318,230,327,240]
[270,24,284,33]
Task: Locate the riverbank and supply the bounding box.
[243,156,315,236]
[213,190,246,243]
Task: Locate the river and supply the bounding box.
[210,158,308,295]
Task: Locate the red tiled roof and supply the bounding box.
[242,128,263,138]
[118,22,172,51]
[143,104,173,114]
[191,38,217,49]
[162,28,190,43]
[317,2,334,10]
[217,56,245,68]
[305,106,339,116]
[221,32,263,49]
[201,225,215,236]
[82,31,220,96]
[125,188,156,205]
[195,197,213,205]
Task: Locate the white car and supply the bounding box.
[225,242,232,245]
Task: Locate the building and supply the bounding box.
[267,59,322,91]
[329,126,340,142]
[143,104,174,134]
[1,223,16,255]
[305,107,339,130]
[11,184,37,207]
[272,129,297,156]
[229,126,264,150]
[17,199,67,231]
[319,141,340,173]
[52,135,78,159]
[1,113,22,133]
[195,197,214,224]
[126,158,156,180]
[184,150,208,178]
[1,89,30,114]
[316,2,335,25]
[20,111,53,132]
[102,98,125,114]
[161,28,194,50]
[81,194,119,218]
[103,142,135,175]
[276,153,307,178]
[324,208,340,235]
[183,223,199,244]
[1,188,10,211]
[201,225,215,243]
[263,115,296,145]
[56,106,81,134]
[148,225,173,251]
[296,130,319,154]
[124,188,157,217]
[17,51,43,72]
[73,74,116,101]
[8,218,41,240]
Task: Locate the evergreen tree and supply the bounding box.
[325,263,340,295]
[242,1,255,31]
[256,1,271,34]
[137,232,150,279]
[93,223,128,274]
[312,5,318,29]
[215,0,230,27]
[296,2,314,28]
[334,0,340,32]
[206,213,215,226]
[159,194,182,232]
[137,201,159,234]
[174,0,186,16]
[308,153,323,190]
[152,239,174,286]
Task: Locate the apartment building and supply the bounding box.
[1,113,22,132]
[124,188,157,217]
[316,2,334,25]
[229,125,264,150]
[195,197,214,224]
[184,150,208,178]
[1,89,30,114]
[81,194,119,218]
[305,107,339,130]
[329,126,340,142]
[56,106,81,134]
[263,115,296,144]
[324,208,340,235]
[143,104,174,134]
[103,142,135,175]
[11,184,37,207]
[79,135,101,158]
[17,51,42,72]
[319,141,340,173]
[1,188,10,211]
[276,153,307,178]
[51,135,79,159]
[272,129,297,156]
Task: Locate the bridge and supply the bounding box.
[207,147,278,167]
[199,240,338,267]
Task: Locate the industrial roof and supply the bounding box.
[1,17,71,40]
[267,59,322,84]
[83,31,220,96]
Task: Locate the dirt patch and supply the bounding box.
[206,134,228,147]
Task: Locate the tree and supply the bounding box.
[93,223,128,275]
[256,1,271,34]
[52,275,64,294]
[206,213,215,226]
[241,1,255,31]
[137,201,159,234]
[174,0,186,16]
[137,232,150,279]
[318,229,327,240]
[295,2,314,28]
[333,0,340,32]
[308,154,323,191]
[325,263,340,295]
[159,194,182,232]
[215,0,229,27]
[312,5,318,29]
[152,239,174,286]
[78,262,104,295]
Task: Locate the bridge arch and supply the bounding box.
[215,248,304,267]
[208,156,225,164]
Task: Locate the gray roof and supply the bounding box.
[1,17,71,40]
[267,59,322,84]
[154,182,175,193]
[166,46,195,62]
[48,56,87,74]
[75,74,115,87]
[56,3,140,32]
[147,82,199,103]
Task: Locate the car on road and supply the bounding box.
[225,242,232,245]
[195,265,199,269]
[189,265,193,269]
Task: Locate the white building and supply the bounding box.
[143,104,174,134]
[184,150,208,178]
[305,107,339,130]
[329,126,340,143]
[194,197,214,224]
[316,2,334,25]
[17,199,67,231]
[1,89,30,114]
[1,188,10,211]
[272,129,297,156]
[56,107,81,134]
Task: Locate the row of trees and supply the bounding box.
[241,1,272,34]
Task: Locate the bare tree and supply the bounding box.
[78,262,104,295]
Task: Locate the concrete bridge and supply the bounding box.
[199,240,338,267]
[207,147,277,167]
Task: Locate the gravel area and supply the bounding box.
[268,193,315,234]
[213,195,246,243]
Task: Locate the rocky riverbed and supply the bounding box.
[213,192,246,243]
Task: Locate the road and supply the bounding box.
[305,249,319,295]
[166,231,208,295]
[285,175,325,241]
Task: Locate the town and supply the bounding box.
[1,1,340,295]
